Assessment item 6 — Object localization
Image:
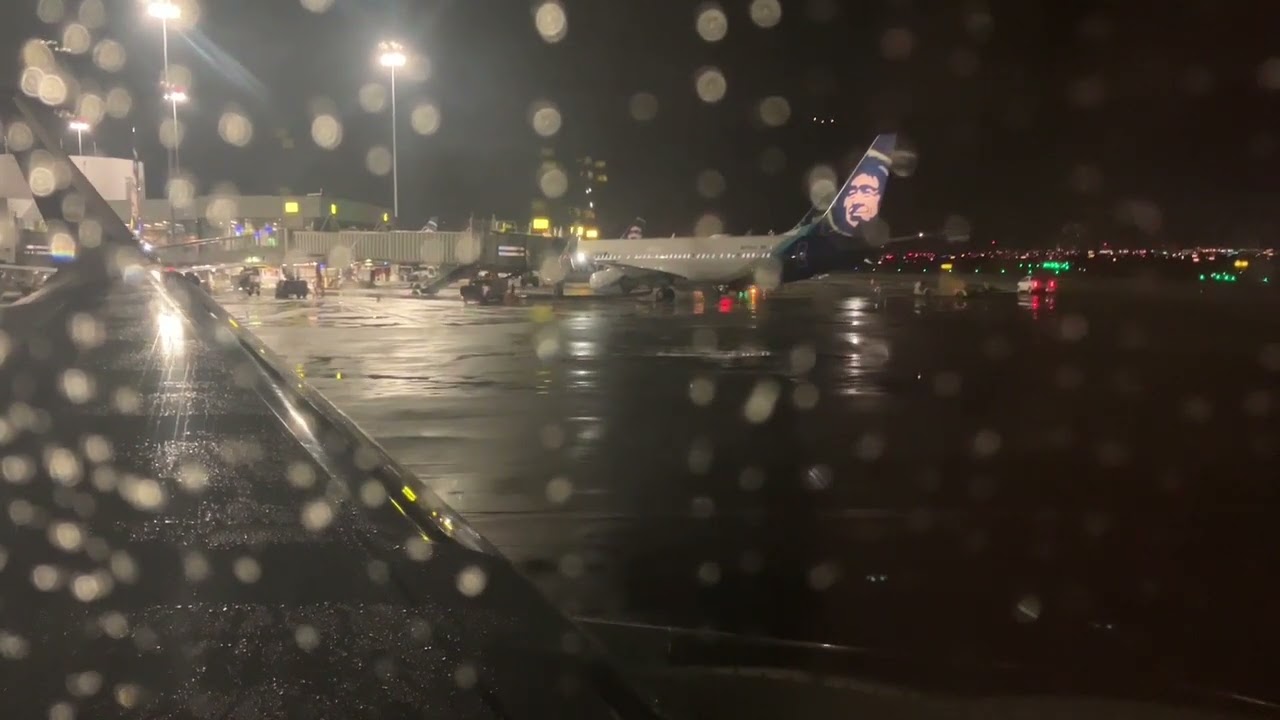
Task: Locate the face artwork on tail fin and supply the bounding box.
[622,217,645,239]
[826,133,897,237]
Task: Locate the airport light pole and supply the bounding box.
[377,41,407,225]
[147,2,183,176]
[148,1,182,240]
[68,120,89,155]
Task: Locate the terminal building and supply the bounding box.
[2,152,390,264]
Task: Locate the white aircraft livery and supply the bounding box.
[565,133,900,300]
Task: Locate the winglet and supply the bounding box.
[6,93,143,276]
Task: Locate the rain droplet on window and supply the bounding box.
[294,624,321,651]
[406,535,433,562]
[456,565,488,597]
[695,3,728,42]
[1180,396,1212,424]
[688,376,716,406]
[454,663,479,689]
[759,146,786,175]
[545,476,573,504]
[694,213,724,237]
[410,102,442,135]
[743,379,781,424]
[367,560,390,584]
[880,27,915,60]
[286,461,316,489]
[1059,314,1088,342]
[360,480,387,507]
[628,92,658,122]
[1014,594,1042,623]
[217,110,253,147]
[694,66,727,103]
[37,0,65,23]
[3,455,35,484]
[534,1,568,43]
[972,429,1002,458]
[1259,343,1280,372]
[365,145,393,176]
[687,437,714,474]
[358,82,388,113]
[806,164,837,209]
[757,96,791,127]
[749,0,782,28]
[49,521,83,552]
[46,447,82,485]
[301,499,335,531]
[696,561,721,586]
[558,553,585,578]
[59,369,95,404]
[232,556,262,584]
[738,466,765,492]
[530,101,562,138]
[695,169,725,199]
[538,164,568,199]
[32,564,62,592]
[792,382,819,410]
[808,561,840,591]
[99,611,129,639]
[1258,58,1280,91]
[67,669,103,697]
[1243,390,1271,418]
[803,464,833,491]
[855,432,886,462]
[310,114,343,150]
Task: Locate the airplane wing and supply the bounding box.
[1,93,662,718]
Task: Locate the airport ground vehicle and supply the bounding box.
[275,278,311,299]
[1017,273,1058,295]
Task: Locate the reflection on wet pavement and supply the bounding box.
[234,287,1280,698]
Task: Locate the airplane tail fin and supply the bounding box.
[819,133,897,237]
[621,217,645,239]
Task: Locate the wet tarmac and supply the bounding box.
[227,280,1280,702]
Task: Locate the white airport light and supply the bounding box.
[164,88,189,103]
[146,1,181,20]
[68,120,90,132]
[378,42,407,68]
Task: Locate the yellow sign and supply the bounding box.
[531,217,550,231]
[284,201,299,214]
[382,212,390,222]
[330,203,338,216]
[585,228,599,239]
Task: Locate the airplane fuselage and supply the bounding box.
[581,233,794,286]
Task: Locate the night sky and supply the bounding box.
[3,0,1279,246]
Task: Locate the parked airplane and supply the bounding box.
[565,134,902,301]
